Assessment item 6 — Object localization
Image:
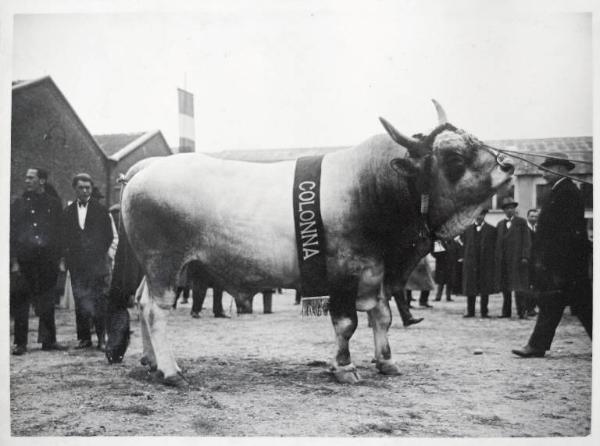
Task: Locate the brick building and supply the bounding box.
[11,76,172,207]
[11,76,108,205]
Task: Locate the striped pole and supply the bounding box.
[177,88,195,153]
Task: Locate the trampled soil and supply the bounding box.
[10,289,592,437]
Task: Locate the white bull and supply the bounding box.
[106,101,515,385]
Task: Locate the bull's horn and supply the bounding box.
[379,117,421,156]
[431,99,447,125]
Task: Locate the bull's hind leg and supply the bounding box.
[139,269,184,385]
[329,292,360,384]
[137,278,157,370]
[368,296,401,375]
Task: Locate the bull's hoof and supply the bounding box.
[331,364,361,384]
[140,355,157,371]
[376,360,402,375]
[162,371,189,387]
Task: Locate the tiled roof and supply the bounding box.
[209,137,593,176]
[94,132,146,157]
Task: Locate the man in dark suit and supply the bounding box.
[10,167,66,355]
[62,173,113,350]
[462,209,497,318]
[513,153,592,357]
[494,197,531,319]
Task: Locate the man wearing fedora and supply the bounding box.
[494,196,531,319]
[513,153,592,357]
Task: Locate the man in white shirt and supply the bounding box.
[61,173,113,350]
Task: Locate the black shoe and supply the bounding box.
[518,315,528,320]
[527,310,538,317]
[419,303,433,309]
[497,315,511,319]
[512,345,545,358]
[481,314,490,318]
[42,342,67,351]
[404,317,424,327]
[446,298,454,302]
[75,340,93,349]
[463,314,474,318]
[191,311,200,319]
[433,298,441,302]
[214,313,230,319]
[12,345,27,356]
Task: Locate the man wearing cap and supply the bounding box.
[494,196,531,319]
[61,173,113,350]
[513,153,592,357]
[10,167,67,355]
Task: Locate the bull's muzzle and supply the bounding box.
[497,153,515,173]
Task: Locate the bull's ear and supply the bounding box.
[379,117,421,157]
[390,158,420,177]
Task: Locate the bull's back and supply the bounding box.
[122,153,300,289]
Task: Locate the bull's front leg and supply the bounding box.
[329,291,360,384]
[368,295,401,375]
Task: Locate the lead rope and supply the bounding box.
[483,145,592,185]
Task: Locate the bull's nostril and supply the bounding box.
[500,163,514,173]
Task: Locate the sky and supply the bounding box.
[10,4,593,152]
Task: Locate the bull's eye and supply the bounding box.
[442,153,466,183]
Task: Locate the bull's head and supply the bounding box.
[382,100,515,240]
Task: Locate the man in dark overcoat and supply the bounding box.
[513,153,592,357]
[62,173,113,350]
[461,209,496,318]
[10,168,66,355]
[494,197,531,318]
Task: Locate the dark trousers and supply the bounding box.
[435,284,451,301]
[466,294,489,317]
[528,280,592,351]
[70,269,107,343]
[193,285,225,315]
[501,290,527,317]
[243,291,274,314]
[523,290,538,314]
[392,292,414,325]
[11,259,58,347]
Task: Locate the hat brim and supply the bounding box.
[501,202,518,209]
[541,159,575,171]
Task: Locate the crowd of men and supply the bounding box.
[10,150,592,359]
[402,151,592,358]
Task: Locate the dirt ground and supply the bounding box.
[10,289,592,437]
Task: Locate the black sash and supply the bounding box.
[293,156,329,297]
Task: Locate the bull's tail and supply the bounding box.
[106,160,156,363]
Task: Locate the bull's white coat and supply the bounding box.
[114,114,515,384]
